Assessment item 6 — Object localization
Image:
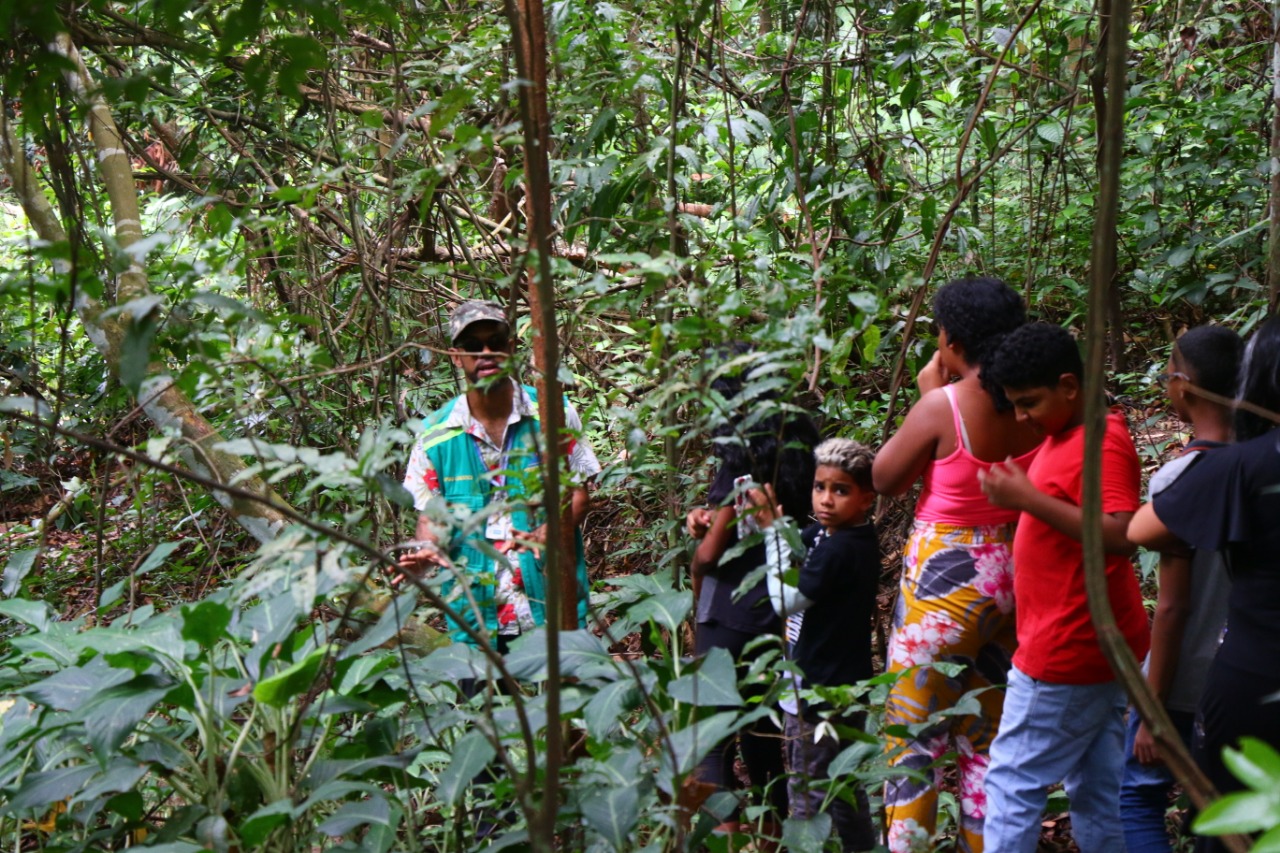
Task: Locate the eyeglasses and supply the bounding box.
[454,332,510,353]
[1155,371,1190,386]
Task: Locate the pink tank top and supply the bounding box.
[915,385,1041,526]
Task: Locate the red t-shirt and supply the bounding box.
[1011,410,1150,684]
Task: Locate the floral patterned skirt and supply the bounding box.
[882,520,1018,853]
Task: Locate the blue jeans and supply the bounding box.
[1119,707,1195,853]
[983,665,1128,853]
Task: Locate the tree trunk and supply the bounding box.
[505,0,569,847]
[1084,6,1248,850]
[1270,0,1280,313]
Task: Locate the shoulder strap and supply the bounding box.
[943,384,974,454]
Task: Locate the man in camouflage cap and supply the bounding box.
[399,300,601,648]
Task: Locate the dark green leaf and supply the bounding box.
[668,647,743,707]
[581,781,640,849]
[782,814,832,853]
[181,599,232,647]
[4,764,98,814]
[626,591,692,633]
[79,674,174,754]
[119,312,158,395]
[23,658,132,711]
[0,597,49,631]
[584,679,640,739]
[436,731,495,806]
[238,800,296,848]
[254,644,333,708]
[1,549,37,597]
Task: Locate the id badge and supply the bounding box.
[486,512,514,541]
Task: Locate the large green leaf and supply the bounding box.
[0,598,49,632]
[580,781,640,849]
[23,658,132,711]
[662,711,743,779]
[1224,737,1280,790]
[138,541,186,576]
[435,730,495,806]
[238,800,297,848]
[583,679,641,739]
[180,599,232,648]
[1,549,37,597]
[1194,789,1280,834]
[782,814,832,853]
[625,591,691,633]
[79,673,175,754]
[668,647,743,707]
[253,644,334,708]
[4,764,98,813]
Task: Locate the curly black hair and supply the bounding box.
[933,277,1026,411]
[986,322,1083,391]
[1172,325,1243,400]
[707,346,819,519]
[1236,315,1280,441]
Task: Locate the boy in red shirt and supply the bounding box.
[977,322,1149,852]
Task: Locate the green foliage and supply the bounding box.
[0,0,1277,848]
[1194,738,1280,849]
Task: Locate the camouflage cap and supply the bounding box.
[448,300,509,344]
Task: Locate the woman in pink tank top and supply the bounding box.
[872,278,1041,853]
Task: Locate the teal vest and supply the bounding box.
[418,385,589,645]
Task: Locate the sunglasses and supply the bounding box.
[453,332,511,353]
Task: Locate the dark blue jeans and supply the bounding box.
[1119,707,1196,853]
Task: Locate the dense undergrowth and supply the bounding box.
[2,0,1279,848]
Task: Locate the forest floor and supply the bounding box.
[0,400,1191,851]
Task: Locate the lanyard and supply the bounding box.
[472,420,517,495]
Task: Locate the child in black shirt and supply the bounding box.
[753,438,880,851]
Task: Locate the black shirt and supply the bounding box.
[1154,430,1280,678]
[695,464,781,635]
[792,521,881,687]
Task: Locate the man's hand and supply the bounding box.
[917,350,950,394]
[686,507,714,539]
[394,541,450,585]
[1133,719,1162,766]
[512,523,547,557]
[979,458,1037,510]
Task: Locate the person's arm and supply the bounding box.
[1133,550,1192,765]
[872,387,949,496]
[764,527,814,617]
[979,460,1136,555]
[745,484,814,616]
[1128,501,1181,551]
[398,514,450,575]
[691,505,735,580]
[399,441,450,574]
[568,485,590,529]
[523,485,591,552]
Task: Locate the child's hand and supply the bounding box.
[686,507,714,539]
[745,483,782,528]
[1132,719,1162,766]
[917,350,950,394]
[979,458,1036,510]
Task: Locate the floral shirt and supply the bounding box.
[404,381,602,634]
